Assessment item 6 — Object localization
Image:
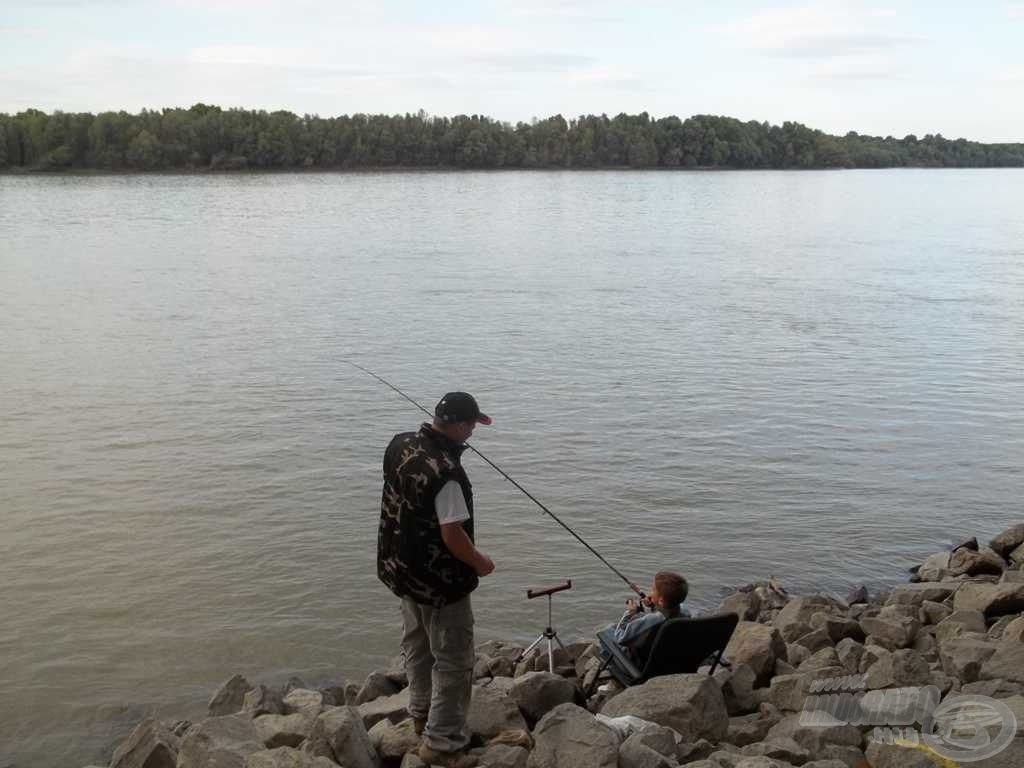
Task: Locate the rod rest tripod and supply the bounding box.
[515,580,572,673]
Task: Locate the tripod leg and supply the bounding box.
[546,638,555,674]
[516,633,547,665]
[552,632,569,653]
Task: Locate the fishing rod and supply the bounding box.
[348,360,646,600]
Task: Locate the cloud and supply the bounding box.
[994,69,1024,82]
[720,1,926,58]
[1006,4,1024,18]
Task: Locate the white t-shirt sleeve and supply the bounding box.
[435,480,470,526]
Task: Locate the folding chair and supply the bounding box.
[589,612,739,695]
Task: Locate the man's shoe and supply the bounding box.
[417,743,478,768]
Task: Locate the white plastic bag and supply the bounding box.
[595,713,661,743]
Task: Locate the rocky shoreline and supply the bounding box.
[90,524,1024,768]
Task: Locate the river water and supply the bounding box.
[1,169,1022,767]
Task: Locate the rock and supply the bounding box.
[911,631,937,661]
[244,685,285,717]
[797,647,840,673]
[375,718,419,760]
[835,639,863,675]
[774,597,844,643]
[479,743,529,768]
[769,667,843,712]
[997,615,1024,644]
[885,582,958,607]
[629,724,678,758]
[303,706,378,768]
[718,663,758,715]
[618,732,675,768]
[935,610,987,643]
[948,547,1006,577]
[857,644,890,674]
[916,552,951,582]
[740,737,810,765]
[318,686,346,707]
[468,684,528,738]
[981,642,1024,683]
[676,738,717,762]
[727,713,780,746]
[282,690,323,720]
[786,644,811,667]
[526,703,618,768]
[725,622,789,685]
[209,675,255,717]
[509,671,577,721]
[355,671,400,705]
[765,715,863,762]
[819,616,865,645]
[920,600,952,625]
[939,636,999,683]
[283,677,308,694]
[384,654,409,688]
[954,581,1024,618]
[1009,541,1024,566]
[864,649,932,689]
[176,715,264,768]
[600,673,728,742]
[253,713,313,749]
[774,659,797,676]
[954,536,980,552]
[845,585,868,605]
[110,717,179,768]
[244,747,339,768]
[863,741,934,768]
[400,753,425,768]
[961,678,1024,697]
[171,720,192,737]
[860,616,919,650]
[356,687,410,729]
[990,523,1024,558]
[794,628,833,654]
[721,591,762,621]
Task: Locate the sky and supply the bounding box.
[1,0,1023,142]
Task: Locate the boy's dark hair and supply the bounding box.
[655,571,688,609]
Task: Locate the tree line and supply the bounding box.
[2,104,1022,171]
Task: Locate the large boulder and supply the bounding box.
[282,690,323,720]
[209,675,255,717]
[244,747,337,768]
[600,674,728,742]
[303,706,378,768]
[253,714,313,749]
[373,718,419,761]
[468,684,528,738]
[618,732,675,768]
[864,741,935,768]
[939,637,999,683]
[726,713,780,746]
[509,672,577,721]
[244,685,285,717]
[725,622,789,685]
[356,688,410,729]
[177,715,264,768]
[478,743,529,768]
[981,642,1024,683]
[863,649,931,690]
[765,714,863,762]
[774,597,844,643]
[739,737,810,765]
[990,523,1024,558]
[885,582,958,607]
[720,591,762,621]
[355,671,400,705]
[860,616,919,650]
[948,547,1006,577]
[770,667,844,712]
[110,717,179,768]
[717,663,759,715]
[526,703,618,768]
[953,582,1024,618]
[915,552,951,582]
[934,610,987,644]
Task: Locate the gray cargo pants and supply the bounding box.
[400,595,475,753]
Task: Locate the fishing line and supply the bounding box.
[348,360,645,598]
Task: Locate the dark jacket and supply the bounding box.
[377,424,478,607]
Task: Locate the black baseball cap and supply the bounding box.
[435,392,492,425]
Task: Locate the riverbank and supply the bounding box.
[90,523,1024,768]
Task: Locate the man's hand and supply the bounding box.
[475,553,495,577]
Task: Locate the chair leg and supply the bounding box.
[586,655,613,697]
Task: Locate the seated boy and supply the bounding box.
[608,570,690,666]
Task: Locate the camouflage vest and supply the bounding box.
[377,424,478,607]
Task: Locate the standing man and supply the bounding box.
[378,392,495,768]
